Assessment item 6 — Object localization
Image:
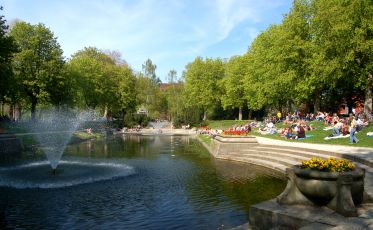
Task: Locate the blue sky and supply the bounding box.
[2,0,292,82]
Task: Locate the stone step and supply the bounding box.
[242,149,320,162]
[256,144,335,156]
[220,152,299,168]
[216,154,288,173]
[235,152,300,167]
[252,146,339,159]
[256,145,373,168]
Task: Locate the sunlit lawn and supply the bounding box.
[204,120,373,148]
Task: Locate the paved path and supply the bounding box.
[256,136,373,166]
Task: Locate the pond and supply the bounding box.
[0,135,286,229]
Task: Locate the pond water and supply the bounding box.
[0,135,286,229]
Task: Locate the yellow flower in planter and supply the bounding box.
[301,157,355,173]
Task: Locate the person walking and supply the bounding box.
[350,116,359,144]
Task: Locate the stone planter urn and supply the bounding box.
[277,165,365,217]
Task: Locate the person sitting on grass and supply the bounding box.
[342,122,350,136]
[281,127,293,139]
[293,123,305,139]
[356,117,368,131]
[331,120,343,137]
[331,113,340,124]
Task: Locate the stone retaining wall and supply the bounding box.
[0,134,23,156]
[210,135,258,157]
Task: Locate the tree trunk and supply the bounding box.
[364,73,373,121]
[238,107,243,120]
[314,95,321,113]
[287,100,293,114]
[203,110,207,121]
[31,98,37,121]
[11,104,15,121]
[14,103,21,121]
[103,104,108,120]
[248,110,252,120]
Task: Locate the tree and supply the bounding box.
[220,55,248,120]
[309,0,373,118]
[244,24,299,113]
[165,69,181,121]
[135,59,166,118]
[68,47,137,119]
[0,6,18,103]
[10,21,65,119]
[68,47,115,109]
[184,57,224,120]
[142,58,160,86]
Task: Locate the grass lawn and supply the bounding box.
[202,120,373,148]
[198,134,212,145]
[73,131,104,140]
[252,121,373,148]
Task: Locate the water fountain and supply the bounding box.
[0,108,135,189]
[149,121,170,134]
[28,109,88,171]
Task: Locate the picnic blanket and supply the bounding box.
[323,127,333,131]
[367,132,373,137]
[324,134,349,140]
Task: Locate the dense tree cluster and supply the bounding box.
[0,8,144,124]
[182,0,373,121]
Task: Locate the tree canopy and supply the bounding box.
[10,21,65,119]
[0,6,18,103]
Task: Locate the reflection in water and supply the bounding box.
[213,160,285,182]
[0,135,286,229]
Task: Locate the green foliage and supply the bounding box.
[240,0,373,116]
[136,59,167,119]
[10,21,66,118]
[184,57,225,120]
[73,131,104,140]
[220,55,248,119]
[123,113,150,128]
[142,58,161,85]
[0,6,18,102]
[197,134,212,145]
[68,47,137,118]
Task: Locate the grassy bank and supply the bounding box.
[73,131,104,140]
[199,120,373,148]
[252,121,373,148]
[198,134,212,145]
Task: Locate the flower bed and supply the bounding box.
[222,130,250,136]
[300,157,355,173]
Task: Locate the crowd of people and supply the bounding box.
[259,111,370,144]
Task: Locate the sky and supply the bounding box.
[2,0,293,82]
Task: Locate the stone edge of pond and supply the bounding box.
[196,135,373,230]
